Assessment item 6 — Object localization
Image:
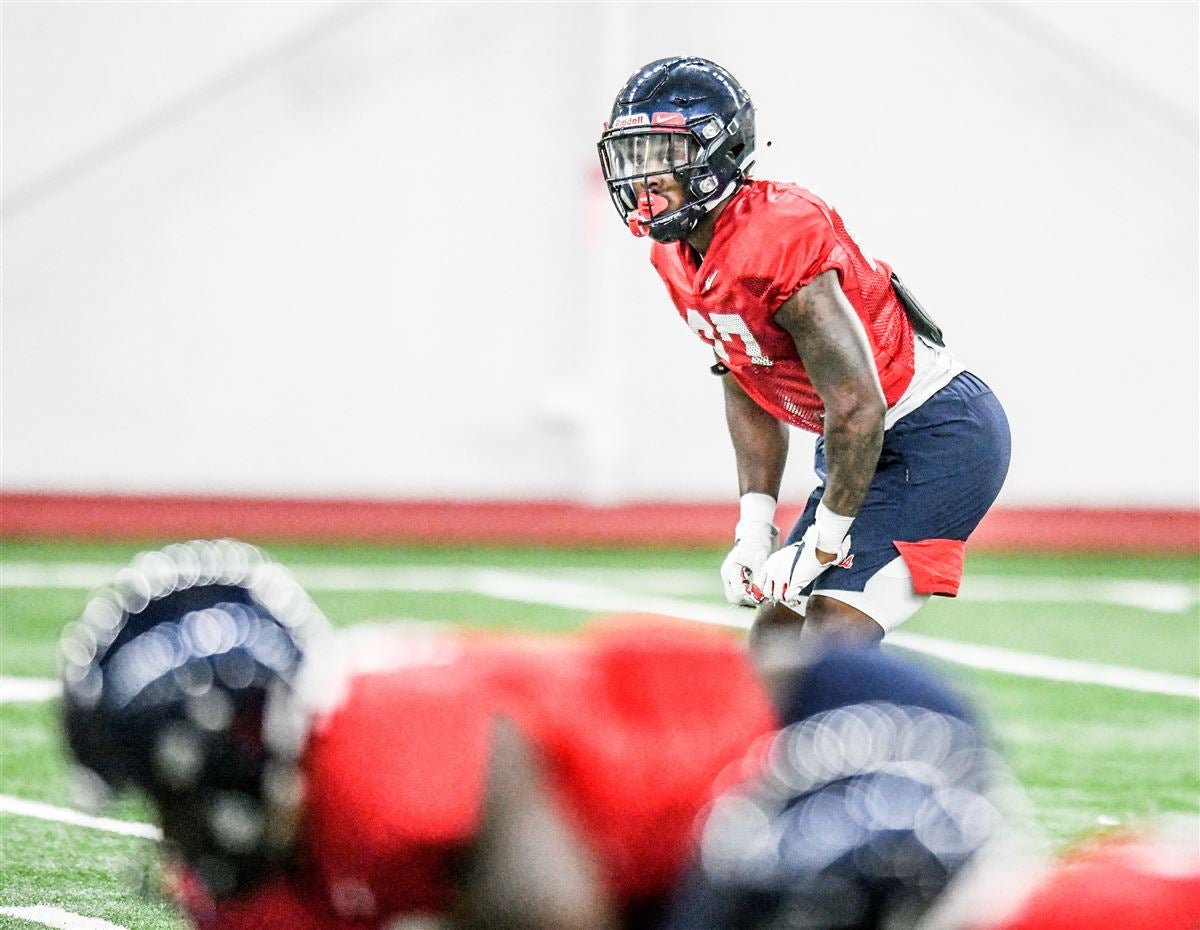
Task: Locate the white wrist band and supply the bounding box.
[814,501,854,552]
[739,492,777,525]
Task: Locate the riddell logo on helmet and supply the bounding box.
[611,114,650,129]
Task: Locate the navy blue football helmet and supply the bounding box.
[59,539,329,898]
[598,57,755,242]
[661,647,1010,930]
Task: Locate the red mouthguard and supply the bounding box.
[627,191,669,237]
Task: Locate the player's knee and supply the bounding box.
[747,601,811,710]
[752,599,804,632]
[748,599,803,654]
[803,596,885,645]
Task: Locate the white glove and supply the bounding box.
[754,523,851,606]
[720,493,781,606]
[721,519,779,606]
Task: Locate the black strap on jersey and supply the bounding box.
[710,360,730,376]
[891,273,945,347]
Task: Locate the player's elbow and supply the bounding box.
[824,383,885,435]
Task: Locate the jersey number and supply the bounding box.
[686,309,773,366]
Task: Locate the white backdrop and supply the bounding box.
[4,1,1197,506]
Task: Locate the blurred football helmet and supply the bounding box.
[661,647,1014,930]
[59,539,329,898]
[598,57,756,242]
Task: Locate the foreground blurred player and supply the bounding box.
[978,819,1200,930]
[598,58,1011,643]
[62,540,1027,930]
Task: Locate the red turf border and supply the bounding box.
[2,493,1197,552]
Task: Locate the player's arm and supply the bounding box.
[454,717,617,930]
[723,372,788,499]
[774,269,885,557]
[719,374,788,604]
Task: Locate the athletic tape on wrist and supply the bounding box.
[739,492,777,525]
[814,501,854,552]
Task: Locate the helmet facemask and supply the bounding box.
[598,102,755,243]
[599,130,696,237]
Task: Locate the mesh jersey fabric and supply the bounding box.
[651,180,916,434]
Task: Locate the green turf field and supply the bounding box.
[1,539,1197,930]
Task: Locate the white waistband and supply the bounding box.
[885,334,965,430]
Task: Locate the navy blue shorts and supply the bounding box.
[785,371,1010,596]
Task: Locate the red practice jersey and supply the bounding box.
[651,180,916,434]
[181,619,778,929]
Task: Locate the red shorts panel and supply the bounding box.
[894,538,966,596]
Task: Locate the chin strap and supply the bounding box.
[629,179,744,240]
[627,191,670,237]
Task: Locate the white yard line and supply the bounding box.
[960,575,1198,614]
[2,561,1196,613]
[0,564,119,590]
[482,569,1200,615]
[0,795,160,841]
[464,570,1200,700]
[472,568,751,626]
[1,562,1195,699]
[0,907,129,930]
[0,676,61,703]
[887,632,1200,699]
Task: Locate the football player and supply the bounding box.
[598,58,1012,643]
[59,540,1012,930]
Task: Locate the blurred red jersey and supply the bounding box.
[651,180,916,434]
[984,827,1200,930]
[182,618,777,929]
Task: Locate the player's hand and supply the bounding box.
[720,520,779,606]
[753,524,851,606]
